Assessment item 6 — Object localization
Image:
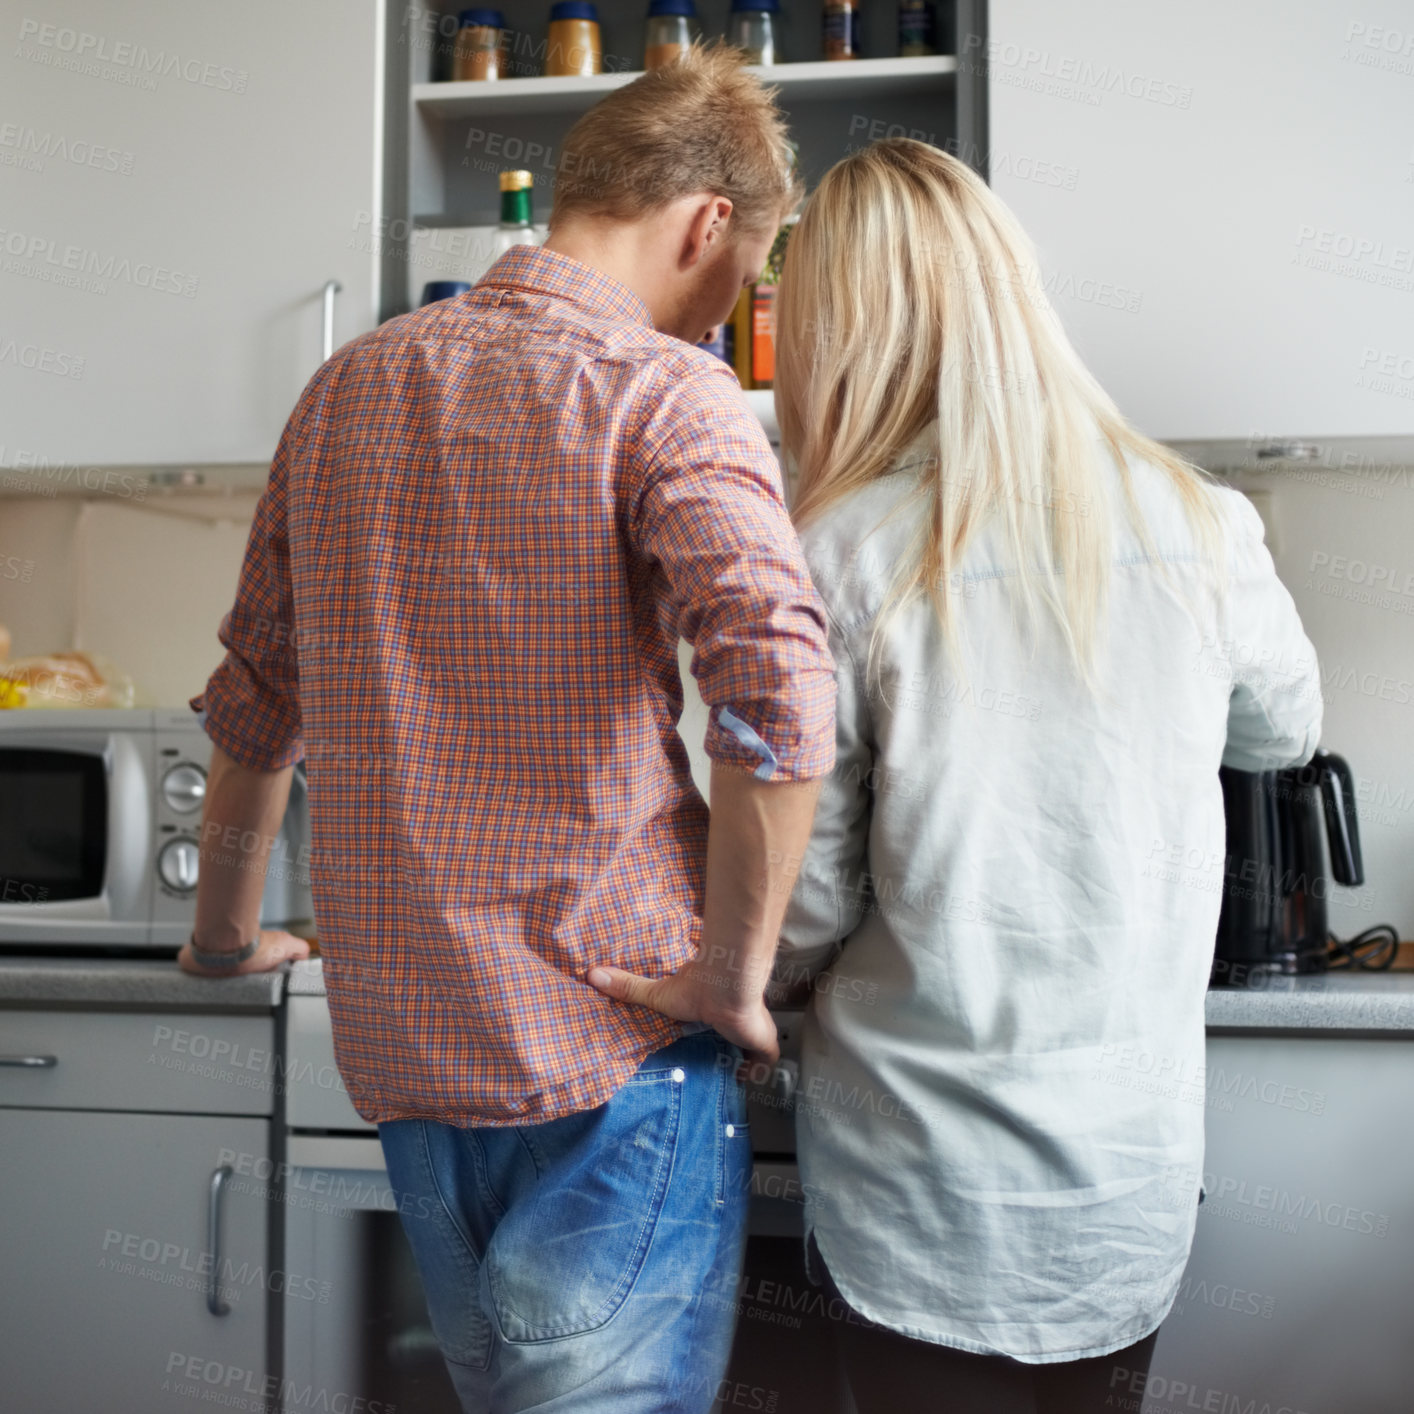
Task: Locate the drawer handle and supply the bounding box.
[206,1164,233,1317]
[0,1054,57,1067]
[321,279,342,363]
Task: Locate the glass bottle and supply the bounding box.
[644,0,702,70]
[546,1,602,76]
[490,171,539,261]
[823,0,860,60]
[727,0,779,65]
[452,9,508,80]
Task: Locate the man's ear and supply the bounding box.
[681,195,734,270]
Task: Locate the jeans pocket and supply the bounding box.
[486,1068,684,1343]
[378,1120,494,1372]
[717,1054,749,1209]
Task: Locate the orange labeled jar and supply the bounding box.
[644,0,701,69]
[452,8,508,81]
[546,1,603,76]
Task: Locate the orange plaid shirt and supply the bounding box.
[195,246,836,1126]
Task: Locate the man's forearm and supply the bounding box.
[194,745,295,952]
[697,762,822,1019]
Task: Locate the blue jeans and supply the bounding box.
[378,1032,751,1413]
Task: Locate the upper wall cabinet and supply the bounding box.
[0,0,384,471]
[988,1,1414,448]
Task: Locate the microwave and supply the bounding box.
[0,708,310,950]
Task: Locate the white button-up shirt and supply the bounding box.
[778,442,1322,1362]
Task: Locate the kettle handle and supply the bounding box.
[1315,749,1364,887]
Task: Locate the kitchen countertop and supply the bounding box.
[286,957,328,996]
[287,960,1414,1033]
[1204,970,1414,1034]
[0,956,284,1010]
[3,957,1410,1030]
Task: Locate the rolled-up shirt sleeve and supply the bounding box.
[189,373,326,770]
[629,358,836,783]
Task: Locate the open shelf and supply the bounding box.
[413,55,957,119]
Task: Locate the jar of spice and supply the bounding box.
[823,0,860,60]
[546,1,603,77]
[727,0,779,65]
[452,9,508,81]
[644,0,701,70]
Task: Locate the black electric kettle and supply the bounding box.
[1212,748,1364,982]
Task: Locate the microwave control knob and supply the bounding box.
[162,763,207,813]
[158,837,200,893]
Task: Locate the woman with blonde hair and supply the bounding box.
[771,140,1322,1411]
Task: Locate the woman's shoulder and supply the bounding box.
[1115,447,1263,562]
[796,471,926,627]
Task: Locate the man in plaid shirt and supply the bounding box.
[185,49,836,1412]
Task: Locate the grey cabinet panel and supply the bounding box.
[1149,1036,1414,1414]
[0,0,383,469]
[283,996,371,1133]
[0,1109,271,1413]
[0,1010,276,1115]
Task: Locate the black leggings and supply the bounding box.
[820,1254,1160,1414]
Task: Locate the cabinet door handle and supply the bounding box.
[321,279,343,363]
[0,1054,57,1067]
[206,1164,234,1316]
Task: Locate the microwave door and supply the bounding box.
[0,730,153,945]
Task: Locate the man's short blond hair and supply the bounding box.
[551,44,801,235]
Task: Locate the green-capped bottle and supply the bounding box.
[491,170,539,260]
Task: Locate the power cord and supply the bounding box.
[1326,924,1401,971]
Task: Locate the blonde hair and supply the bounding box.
[551,43,801,234]
[776,139,1222,679]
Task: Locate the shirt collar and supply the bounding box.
[478,244,655,329]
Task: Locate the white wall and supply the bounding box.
[1,492,256,708]
[72,497,258,707]
[0,498,82,657]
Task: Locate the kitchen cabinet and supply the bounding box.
[400,1,987,303]
[988,0,1414,453]
[0,0,386,472]
[1149,1030,1414,1414]
[0,1008,277,1413]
